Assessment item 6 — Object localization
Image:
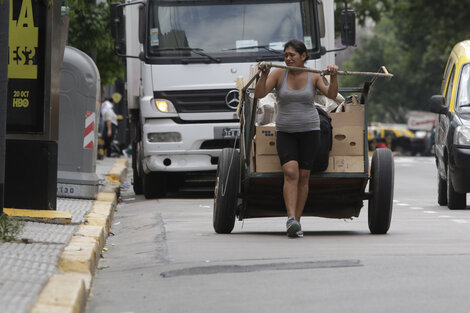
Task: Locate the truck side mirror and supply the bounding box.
[138,4,145,44]
[341,10,356,46]
[429,95,447,114]
[110,3,126,56]
[317,0,325,39]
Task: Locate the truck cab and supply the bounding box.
[111,0,343,198]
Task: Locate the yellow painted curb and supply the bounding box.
[59,236,99,275]
[107,158,128,185]
[31,157,124,313]
[76,225,105,252]
[85,200,115,235]
[31,273,88,313]
[96,192,117,203]
[3,208,71,224]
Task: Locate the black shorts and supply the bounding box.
[276,130,320,170]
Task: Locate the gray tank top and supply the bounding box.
[275,69,319,132]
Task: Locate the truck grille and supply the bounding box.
[154,89,237,113]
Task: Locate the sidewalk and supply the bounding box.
[0,157,129,313]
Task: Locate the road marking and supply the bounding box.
[439,215,452,218]
[410,207,423,210]
[396,203,409,206]
[423,210,437,214]
[452,219,470,224]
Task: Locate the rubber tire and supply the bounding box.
[368,148,394,234]
[447,162,466,210]
[213,148,240,234]
[143,172,167,199]
[437,174,447,206]
[133,168,143,195]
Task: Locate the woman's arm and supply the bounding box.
[314,65,338,100]
[254,68,281,99]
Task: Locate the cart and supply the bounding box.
[213,66,394,235]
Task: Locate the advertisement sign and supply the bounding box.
[7,0,46,133]
[407,110,438,131]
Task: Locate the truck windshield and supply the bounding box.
[147,0,318,61]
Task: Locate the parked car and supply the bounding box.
[429,40,470,209]
[368,125,425,155]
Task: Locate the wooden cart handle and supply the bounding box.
[259,62,394,80]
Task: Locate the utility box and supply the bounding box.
[57,46,100,199]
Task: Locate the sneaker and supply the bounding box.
[297,224,304,238]
[286,217,301,238]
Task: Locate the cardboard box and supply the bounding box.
[255,125,277,155]
[330,110,364,128]
[325,156,364,173]
[255,154,283,173]
[344,103,364,112]
[331,126,364,156]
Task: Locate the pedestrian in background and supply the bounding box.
[102,98,118,157]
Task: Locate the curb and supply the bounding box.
[30,158,129,313]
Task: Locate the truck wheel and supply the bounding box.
[437,174,447,206]
[143,172,167,199]
[133,169,143,195]
[447,163,466,209]
[213,148,240,234]
[132,143,143,195]
[368,148,394,234]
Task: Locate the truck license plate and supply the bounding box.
[214,126,240,139]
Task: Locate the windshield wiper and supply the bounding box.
[223,45,283,54]
[459,103,470,108]
[154,47,220,63]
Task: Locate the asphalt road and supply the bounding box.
[86,156,470,313]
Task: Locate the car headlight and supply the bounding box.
[153,99,176,113]
[454,126,470,146]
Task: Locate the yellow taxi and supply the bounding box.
[368,125,422,155]
[430,40,470,209]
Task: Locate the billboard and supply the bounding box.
[7,0,46,133]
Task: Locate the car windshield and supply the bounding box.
[147,0,317,59]
[456,63,470,113]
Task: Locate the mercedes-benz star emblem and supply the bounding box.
[225,89,240,110]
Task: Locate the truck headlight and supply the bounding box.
[454,126,470,146]
[154,99,176,113]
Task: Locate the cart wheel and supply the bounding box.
[368,148,394,234]
[143,172,167,199]
[447,162,466,209]
[213,148,240,234]
[437,174,447,206]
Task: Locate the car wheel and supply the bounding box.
[213,148,240,234]
[447,163,466,210]
[368,148,394,234]
[437,174,447,206]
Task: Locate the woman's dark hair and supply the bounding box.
[284,39,309,61]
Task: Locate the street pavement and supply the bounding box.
[0,157,129,313]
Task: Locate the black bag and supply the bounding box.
[311,106,332,172]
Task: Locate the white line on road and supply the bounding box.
[451,219,470,224]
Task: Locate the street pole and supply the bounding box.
[0,0,9,216]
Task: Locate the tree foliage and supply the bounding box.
[338,0,470,122]
[67,0,123,87]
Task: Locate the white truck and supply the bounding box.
[110,0,355,198]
